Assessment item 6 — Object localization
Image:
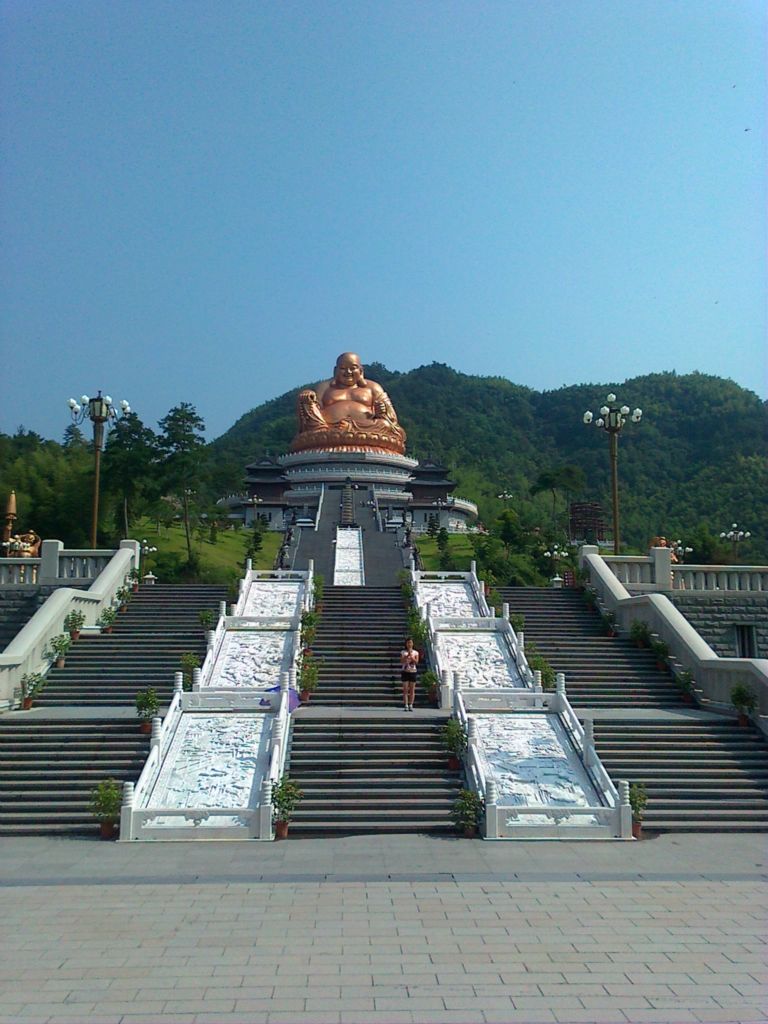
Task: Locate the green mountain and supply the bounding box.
[210,364,768,557]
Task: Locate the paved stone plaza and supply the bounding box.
[0,833,766,1023]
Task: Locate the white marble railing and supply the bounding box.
[0,559,39,585]
[0,541,140,711]
[581,545,768,733]
[605,548,768,593]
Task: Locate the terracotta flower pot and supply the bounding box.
[300,690,311,703]
[738,712,750,727]
[56,656,66,669]
[69,630,80,642]
[632,820,642,840]
[275,820,289,840]
[463,826,478,839]
[139,720,152,734]
[132,582,139,593]
[448,755,461,771]
[22,697,33,710]
[100,821,117,840]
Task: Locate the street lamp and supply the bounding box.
[583,393,642,555]
[68,392,131,548]
[719,523,751,559]
[671,539,693,563]
[497,490,514,504]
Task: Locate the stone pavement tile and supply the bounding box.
[236,999,304,1013]
[374,996,445,1010]
[693,1009,768,1022]
[537,983,607,997]
[579,995,653,1009]
[160,1000,236,1014]
[193,1016,268,1024]
[513,995,585,1009]
[120,1017,196,1024]
[482,1010,556,1022]
[18,1004,97,1017]
[339,1013,415,1024]
[305,998,376,1012]
[267,1014,341,1023]
[552,1011,631,1023]
[443,996,514,1010]
[622,1011,700,1023]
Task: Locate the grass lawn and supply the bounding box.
[132,519,282,582]
[415,533,476,571]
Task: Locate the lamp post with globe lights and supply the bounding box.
[672,539,693,564]
[68,392,131,548]
[583,394,642,555]
[720,523,751,560]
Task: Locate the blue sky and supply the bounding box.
[1,0,765,442]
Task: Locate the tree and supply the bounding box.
[103,414,159,538]
[531,465,586,533]
[157,404,207,565]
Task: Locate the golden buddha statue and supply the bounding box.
[291,352,406,455]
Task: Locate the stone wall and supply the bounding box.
[668,592,768,658]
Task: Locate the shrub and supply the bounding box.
[45,633,71,660]
[198,608,216,630]
[63,610,86,634]
[97,607,117,628]
[525,642,556,689]
[135,687,159,721]
[89,779,122,824]
[730,684,757,714]
[451,788,485,833]
[272,777,302,824]
[629,782,647,823]
[180,652,201,689]
[442,718,467,757]
[630,620,651,646]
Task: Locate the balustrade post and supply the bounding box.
[618,779,632,838]
[280,672,289,692]
[219,601,227,619]
[485,778,497,838]
[245,557,252,573]
[467,716,477,748]
[470,560,477,577]
[206,630,215,653]
[39,539,63,584]
[150,717,162,751]
[308,559,314,575]
[518,631,525,652]
[502,602,509,621]
[440,669,451,707]
[552,671,566,712]
[260,778,273,840]
[192,667,201,693]
[289,665,297,691]
[120,781,134,841]
[533,669,542,693]
[583,717,596,768]
[229,603,237,616]
[173,671,183,696]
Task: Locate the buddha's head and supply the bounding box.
[334,352,364,387]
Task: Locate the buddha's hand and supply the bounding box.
[372,399,388,419]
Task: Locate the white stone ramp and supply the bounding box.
[334,527,365,586]
[206,630,294,690]
[438,631,526,688]
[243,580,303,617]
[475,713,601,825]
[139,712,271,835]
[418,581,481,617]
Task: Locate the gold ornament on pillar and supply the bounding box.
[1,491,41,557]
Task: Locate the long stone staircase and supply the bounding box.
[0,583,227,835]
[499,586,768,831]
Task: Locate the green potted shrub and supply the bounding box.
[487,588,502,615]
[20,672,45,710]
[180,652,201,690]
[730,683,757,726]
[650,638,670,671]
[406,609,428,654]
[630,620,651,648]
[583,588,598,611]
[442,718,467,771]
[63,609,85,641]
[97,607,117,633]
[116,586,131,612]
[198,608,216,631]
[676,669,695,704]
[89,778,122,840]
[525,643,556,690]
[45,633,71,669]
[601,610,617,637]
[629,782,647,839]
[128,567,141,592]
[272,776,302,839]
[313,574,324,612]
[135,687,159,733]
[509,613,525,634]
[422,668,440,706]
[299,655,320,702]
[451,788,485,838]
[300,610,318,651]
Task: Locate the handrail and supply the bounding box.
[0,541,140,711]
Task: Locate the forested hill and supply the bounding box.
[210,364,768,556]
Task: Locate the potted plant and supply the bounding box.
[135,687,159,733]
[20,672,45,710]
[300,610,318,651]
[650,638,670,671]
[116,586,131,612]
[509,613,525,635]
[422,669,439,706]
[525,642,556,690]
[442,718,467,771]
[45,633,71,669]
[629,782,647,840]
[313,574,324,612]
[583,588,598,611]
[299,655,319,702]
[128,568,141,592]
[601,610,617,637]
[406,609,428,655]
[180,652,201,690]
[487,588,502,615]
[89,778,122,839]
[272,776,302,839]
[730,683,757,727]
[676,669,695,704]
[452,788,485,838]
[63,609,85,641]
[97,607,117,634]
[630,620,651,648]
[198,608,216,631]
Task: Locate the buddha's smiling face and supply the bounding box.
[334,353,364,387]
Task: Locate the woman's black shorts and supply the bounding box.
[401,670,417,684]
